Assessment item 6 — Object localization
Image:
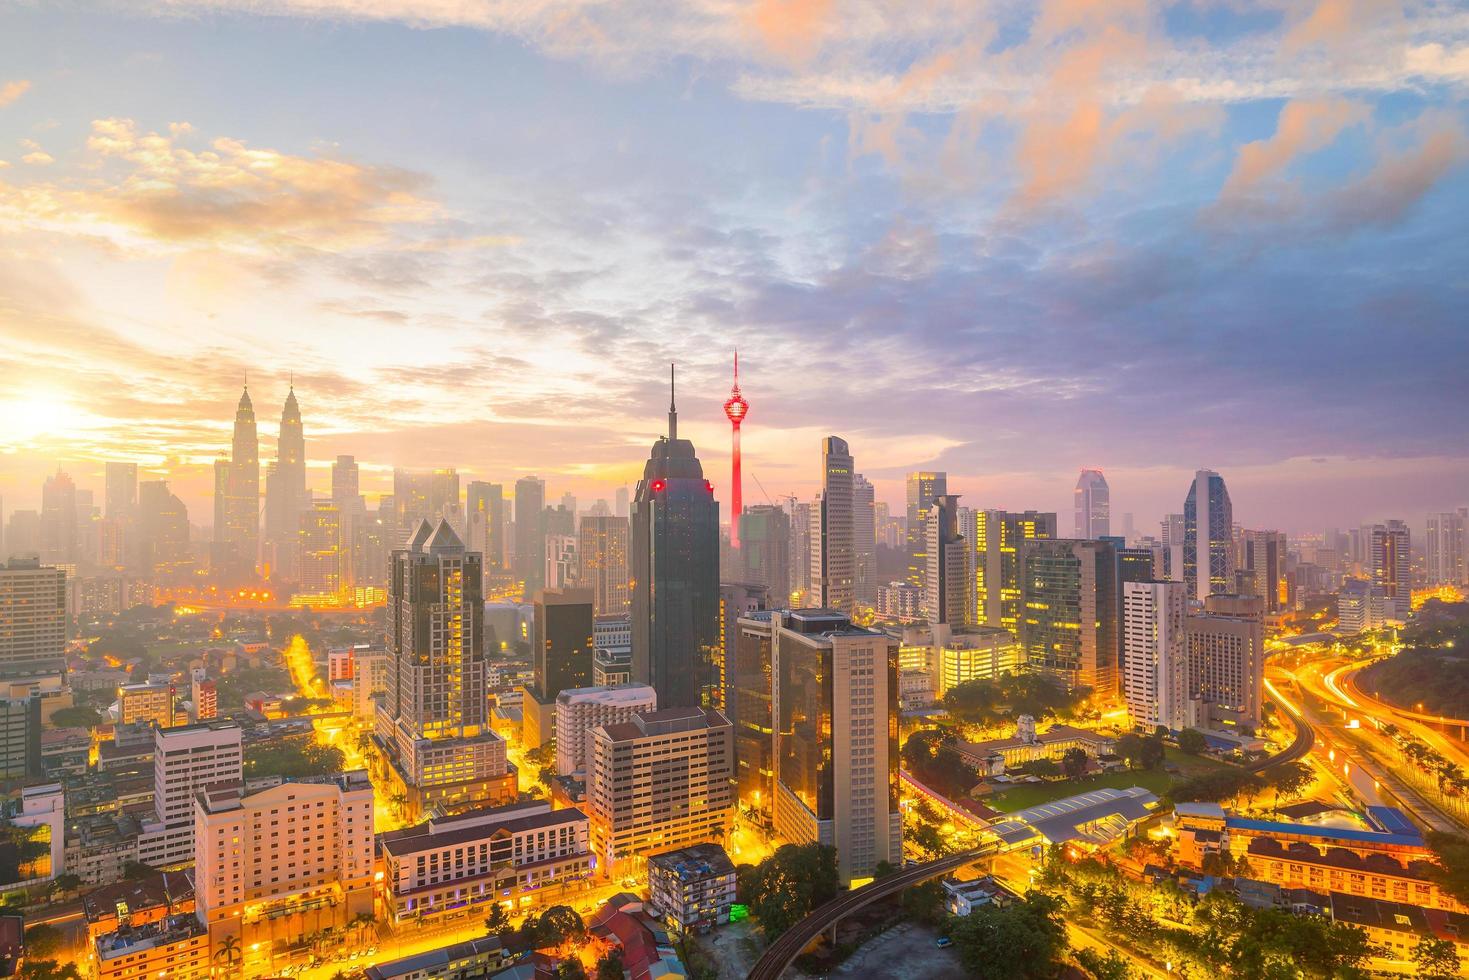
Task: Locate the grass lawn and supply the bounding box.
[985,769,1174,813]
[1165,747,1235,778]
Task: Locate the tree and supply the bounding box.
[1168,770,1264,806]
[1412,935,1462,980]
[1075,947,1134,980]
[1176,729,1207,755]
[595,948,625,980]
[17,961,82,980]
[47,706,103,729]
[1114,734,1147,770]
[214,935,242,968]
[123,860,159,880]
[873,860,898,880]
[557,960,587,980]
[1267,761,1312,812]
[1061,747,1089,780]
[484,903,511,936]
[1019,758,1062,779]
[742,843,841,943]
[49,873,83,896]
[538,905,585,947]
[1426,831,1469,905]
[948,892,1069,980]
[23,924,63,960]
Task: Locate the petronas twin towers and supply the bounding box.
[211,382,308,584]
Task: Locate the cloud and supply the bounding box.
[1321,114,1469,232]
[0,118,437,251]
[745,0,834,66]
[0,79,29,107]
[1282,0,1399,54]
[1407,42,1469,83]
[1220,99,1369,201]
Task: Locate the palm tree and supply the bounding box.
[389,792,409,821]
[215,934,243,970]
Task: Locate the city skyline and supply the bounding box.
[2,3,1468,531]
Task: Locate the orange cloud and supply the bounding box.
[1283,0,1398,53]
[745,0,834,65]
[0,79,29,107]
[1220,99,1368,200]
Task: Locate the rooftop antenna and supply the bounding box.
[668,362,678,441]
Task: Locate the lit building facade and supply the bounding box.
[0,556,67,679]
[553,684,658,777]
[298,501,343,596]
[905,472,947,594]
[1183,469,1233,602]
[1121,580,1189,731]
[811,437,856,613]
[924,494,968,626]
[1073,468,1110,539]
[1018,538,1118,696]
[136,721,242,870]
[972,510,1057,633]
[1186,594,1265,729]
[578,516,630,616]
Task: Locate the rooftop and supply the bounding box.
[94,915,205,961]
[988,786,1159,847]
[1225,815,1422,847]
[648,842,735,881]
[381,806,587,858]
[364,935,504,980]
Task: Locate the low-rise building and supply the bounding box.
[117,682,174,728]
[362,936,511,980]
[647,843,736,932]
[378,800,592,925]
[986,786,1159,852]
[90,914,209,980]
[82,871,195,944]
[956,715,1115,775]
[942,874,1017,917]
[1329,891,1469,964]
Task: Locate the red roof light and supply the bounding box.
[651,479,666,493]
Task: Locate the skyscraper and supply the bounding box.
[265,385,307,580]
[1122,580,1189,731]
[466,481,498,564]
[1186,593,1265,729]
[1370,520,1411,618]
[788,498,812,601]
[812,436,855,612]
[629,369,720,709]
[723,352,748,548]
[905,472,947,592]
[533,587,595,702]
[1426,510,1467,586]
[852,474,877,606]
[39,470,77,564]
[376,518,512,816]
[1019,538,1118,696]
[925,494,968,626]
[0,556,67,679]
[298,501,343,595]
[738,505,791,604]
[972,510,1057,631]
[331,455,359,513]
[1073,468,1110,539]
[139,480,192,581]
[216,387,259,582]
[1240,530,1287,613]
[514,476,546,597]
[578,515,630,616]
[104,462,137,520]
[1183,469,1233,602]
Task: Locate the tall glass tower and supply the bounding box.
[1183,469,1233,602]
[630,367,721,708]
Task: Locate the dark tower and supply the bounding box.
[630,365,721,708]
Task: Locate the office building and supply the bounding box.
[378,800,592,926]
[331,454,359,514]
[135,721,242,869]
[553,684,658,776]
[852,474,877,606]
[973,510,1057,632]
[1184,469,1233,602]
[1073,468,1110,539]
[118,682,175,728]
[905,472,947,593]
[737,505,791,604]
[533,587,594,704]
[593,615,632,687]
[1240,530,1287,613]
[647,842,737,931]
[513,476,546,596]
[876,581,922,622]
[578,516,630,616]
[1121,580,1190,732]
[1186,594,1265,730]
[1019,538,1118,696]
[924,494,968,626]
[1426,510,1467,586]
[264,386,307,581]
[191,676,217,721]
[771,609,901,885]
[297,501,343,595]
[105,462,138,522]
[137,480,192,582]
[717,582,767,714]
[811,437,856,612]
[586,706,734,870]
[215,386,259,583]
[376,519,513,818]
[193,772,374,969]
[0,556,67,679]
[40,469,79,564]
[935,624,1022,698]
[629,374,720,709]
[1370,520,1412,619]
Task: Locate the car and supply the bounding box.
[935,937,953,949]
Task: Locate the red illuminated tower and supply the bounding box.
[723,352,749,548]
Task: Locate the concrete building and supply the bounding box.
[135,721,243,869]
[578,516,630,617]
[0,782,63,886]
[118,682,175,728]
[924,494,968,626]
[876,581,922,622]
[956,716,1115,774]
[586,707,734,870]
[0,556,67,679]
[972,510,1057,633]
[647,842,737,931]
[1073,468,1110,539]
[363,937,511,980]
[193,772,374,973]
[297,500,343,595]
[905,472,947,594]
[737,505,791,605]
[553,684,658,777]
[533,587,594,703]
[770,609,901,885]
[852,474,877,607]
[189,676,217,722]
[935,624,1021,698]
[378,800,592,926]
[1186,594,1265,731]
[1240,530,1287,614]
[1122,580,1190,732]
[811,437,856,613]
[716,582,767,713]
[90,914,209,980]
[592,615,632,687]
[1370,520,1412,619]
[1426,509,1467,586]
[1019,538,1118,696]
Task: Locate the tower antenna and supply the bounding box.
[667,362,678,441]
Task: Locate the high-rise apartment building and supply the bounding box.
[738,505,791,604]
[466,482,504,571]
[193,772,374,970]
[585,706,734,870]
[298,501,343,595]
[924,494,968,626]
[1183,469,1233,602]
[136,721,242,869]
[0,557,67,679]
[852,475,877,606]
[1187,593,1264,729]
[1370,520,1412,618]
[905,472,947,593]
[629,376,720,709]
[513,476,546,596]
[264,387,307,581]
[770,609,900,885]
[1425,510,1467,586]
[972,510,1057,632]
[553,684,658,776]
[1019,538,1118,696]
[1073,468,1110,539]
[376,519,513,817]
[1122,581,1189,732]
[216,387,259,582]
[811,437,855,612]
[1240,530,1287,613]
[578,516,630,616]
[788,499,812,601]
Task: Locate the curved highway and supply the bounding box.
[746,843,1001,980]
[1249,675,1314,773]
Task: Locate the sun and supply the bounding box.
[0,389,81,450]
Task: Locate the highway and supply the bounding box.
[1251,675,1314,773]
[745,843,1001,980]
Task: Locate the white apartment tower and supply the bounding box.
[553,683,658,776]
[852,475,877,606]
[136,721,242,869]
[1122,581,1189,732]
[924,495,968,626]
[1426,510,1467,586]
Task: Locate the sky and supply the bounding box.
[0,0,1467,536]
